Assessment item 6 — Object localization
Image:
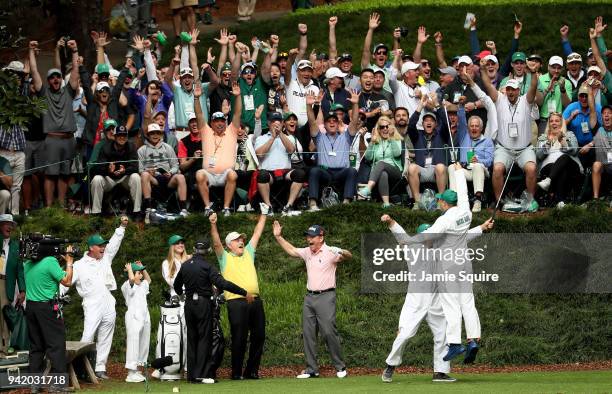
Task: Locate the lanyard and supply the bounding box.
[326,133,339,152]
[508,96,520,123]
[380,140,391,159]
[213,133,225,156]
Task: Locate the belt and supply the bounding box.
[307,288,335,295]
[47,132,73,139]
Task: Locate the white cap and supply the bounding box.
[325,67,347,80]
[225,231,247,247]
[506,79,521,89]
[401,61,420,75]
[2,61,25,73]
[110,69,120,78]
[186,112,196,121]
[297,60,313,70]
[0,214,16,227]
[483,54,498,64]
[587,65,602,75]
[96,81,110,91]
[179,67,194,77]
[458,55,473,65]
[548,56,563,67]
[147,123,162,133]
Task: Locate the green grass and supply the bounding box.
[81,370,612,393]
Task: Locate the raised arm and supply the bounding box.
[433,31,447,68]
[297,23,308,62]
[188,29,200,81]
[525,65,538,104]
[260,48,273,85]
[272,221,300,258]
[66,40,80,93]
[590,26,608,75]
[230,81,242,129]
[347,89,361,135]
[28,41,42,92]
[165,46,181,91]
[215,29,229,76]
[104,217,129,263]
[328,16,338,60]
[587,84,598,129]
[249,214,267,249]
[54,38,64,70]
[305,92,320,137]
[193,83,206,131]
[208,213,224,258]
[480,64,499,102]
[412,26,429,63]
[361,12,380,69]
[284,48,298,84]
[468,16,479,55]
[203,63,219,92]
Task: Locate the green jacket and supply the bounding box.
[364,139,403,171]
[4,239,25,302]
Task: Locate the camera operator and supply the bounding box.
[23,243,74,391]
[173,239,255,384]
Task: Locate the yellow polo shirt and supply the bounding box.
[218,241,259,300]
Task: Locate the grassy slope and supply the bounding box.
[21,202,612,367]
[82,370,612,393]
[192,0,610,72]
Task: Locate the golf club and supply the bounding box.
[492,160,515,219]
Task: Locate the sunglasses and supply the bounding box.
[221,72,232,77]
[278,52,288,58]
[379,124,390,129]
[98,87,110,93]
[375,51,388,56]
[420,61,430,66]
[242,69,256,75]
[48,74,62,80]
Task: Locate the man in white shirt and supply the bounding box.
[389,60,429,117]
[71,216,129,379]
[286,60,320,128]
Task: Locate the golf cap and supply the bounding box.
[297,60,313,70]
[548,56,563,67]
[0,214,16,227]
[283,111,298,121]
[103,119,118,130]
[147,123,162,133]
[304,225,325,237]
[240,61,257,73]
[339,53,352,62]
[578,84,589,95]
[277,52,289,59]
[401,61,420,74]
[586,48,593,57]
[211,111,226,120]
[483,54,499,64]
[110,69,120,78]
[324,111,339,121]
[220,62,232,73]
[402,54,414,62]
[451,55,461,63]
[87,234,107,247]
[458,55,473,65]
[168,234,184,246]
[179,67,194,77]
[330,103,345,112]
[435,189,458,204]
[195,238,210,250]
[186,112,197,121]
[373,43,388,54]
[95,63,110,74]
[439,66,458,77]
[566,52,582,63]
[267,112,283,122]
[46,68,62,78]
[325,67,347,80]
[476,50,491,59]
[129,262,146,272]
[114,125,129,136]
[152,110,167,119]
[317,53,329,61]
[2,61,25,73]
[506,79,521,89]
[225,231,247,247]
[511,52,527,63]
[587,65,602,75]
[528,54,542,62]
[422,111,437,121]
[96,81,111,91]
[416,223,431,234]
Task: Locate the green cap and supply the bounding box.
[156,31,167,46]
[283,111,298,121]
[96,63,110,74]
[330,103,345,112]
[130,262,146,272]
[435,189,458,204]
[87,234,107,247]
[416,223,431,234]
[511,52,526,63]
[221,62,232,72]
[168,234,184,246]
[103,119,118,130]
[180,32,192,43]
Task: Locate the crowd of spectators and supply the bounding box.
[1,12,611,222]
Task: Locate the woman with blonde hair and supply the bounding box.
[162,234,191,297]
[536,112,582,208]
[357,116,403,207]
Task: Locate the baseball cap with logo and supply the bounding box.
[506,79,521,89]
[528,54,542,63]
[297,60,313,70]
[277,52,289,59]
[338,53,352,62]
[283,111,298,121]
[548,56,563,67]
[225,231,247,246]
[511,52,527,63]
[240,61,257,74]
[211,112,226,121]
[267,112,283,122]
[416,223,431,234]
[103,119,118,130]
[2,61,25,73]
[373,43,389,54]
[87,234,108,247]
[458,55,473,65]
[483,54,499,64]
[325,67,347,80]
[435,189,458,204]
[330,103,345,112]
[324,111,339,121]
[304,225,325,237]
[317,53,329,61]
[401,61,420,74]
[168,234,184,246]
[129,262,146,272]
[566,52,582,63]
[221,62,232,72]
[179,67,194,77]
[96,81,111,91]
[578,84,589,95]
[147,123,162,133]
[114,125,129,135]
[587,65,602,75]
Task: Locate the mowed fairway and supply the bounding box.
[81,370,612,393]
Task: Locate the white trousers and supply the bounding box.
[90,174,142,214]
[439,292,481,344]
[125,311,151,370]
[0,151,25,215]
[0,190,10,214]
[448,163,489,194]
[385,292,450,373]
[81,301,116,372]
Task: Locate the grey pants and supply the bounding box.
[368,161,402,197]
[302,291,345,373]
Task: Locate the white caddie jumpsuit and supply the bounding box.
[121,279,151,370]
[72,226,125,372]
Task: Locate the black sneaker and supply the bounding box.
[432,372,456,382]
[381,365,394,382]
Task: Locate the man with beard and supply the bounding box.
[358,68,390,131]
[90,126,141,216]
[373,70,396,112]
[418,59,441,94]
[393,107,416,176]
[565,52,587,99]
[29,40,79,208]
[442,56,488,127]
[537,56,572,134]
[338,53,361,92]
[361,13,393,93]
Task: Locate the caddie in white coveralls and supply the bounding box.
[71,216,129,379]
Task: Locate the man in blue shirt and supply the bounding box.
[562,84,602,167]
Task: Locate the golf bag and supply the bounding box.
[155,296,186,380]
[209,291,226,379]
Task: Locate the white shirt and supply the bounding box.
[495,94,533,149]
[0,238,9,276]
[72,226,125,308]
[121,280,150,321]
[162,259,183,297]
[286,79,319,127]
[255,133,292,171]
[389,69,430,128]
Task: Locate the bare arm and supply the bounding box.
[66,40,80,93]
[412,26,429,63]
[305,92,319,137]
[587,85,598,129]
[347,90,361,135]
[297,23,308,62]
[434,31,447,68]
[249,214,267,249]
[165,46,181,91]
[328,16,338,60]
[260,49,273,85]
[480,64,498,102]
[189,29,200,81]
[526,67,538,104]
[215,29,229,76]
[54,38,64,70]
[230,81,242,128]
[208,213,224,258]
[284,49,298,84]
[28,41,42,92]
[272,221,300,258]
[361,13,380,69]
[59,249,74,287]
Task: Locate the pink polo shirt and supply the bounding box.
[296,244,341,291]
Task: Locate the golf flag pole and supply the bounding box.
[443,104,457,163]
[492,160,515,219]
